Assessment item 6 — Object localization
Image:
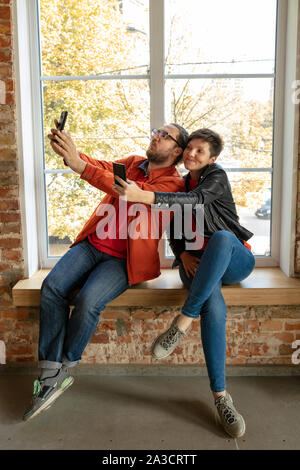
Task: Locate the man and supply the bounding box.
[23,122,188,421]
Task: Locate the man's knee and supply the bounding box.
[41,270,67,299]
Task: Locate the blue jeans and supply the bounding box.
[179,230,255,393]
[38,239,129,369]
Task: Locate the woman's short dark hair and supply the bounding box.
[170,123,189,165]
[188,128,224,158]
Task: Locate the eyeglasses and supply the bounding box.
[151,128,181,148]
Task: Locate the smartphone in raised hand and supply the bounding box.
[113,162,127,186]
[53,111,68,165]
[53,111,68,144]
[57,111,68,131]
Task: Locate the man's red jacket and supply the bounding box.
[70,153,185,285]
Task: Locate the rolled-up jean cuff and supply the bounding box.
[181,309,199,319]
[62,354,80,368]
[38,360,62,369]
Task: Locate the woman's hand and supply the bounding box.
[113,176,155,204]
[180,251,201,278]
[47,120,86,175]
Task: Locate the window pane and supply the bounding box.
[43,79,150,169]
[165,78,273,169]
[229,172,271,256]
[165,0,276,75]
[165,171,271,258]
[46,173,101,256]
[39,0,149,77]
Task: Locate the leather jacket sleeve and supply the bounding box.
[154,169,228,208]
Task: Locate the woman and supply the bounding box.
[113,128,255,438]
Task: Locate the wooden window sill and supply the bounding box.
[12,267,300,307]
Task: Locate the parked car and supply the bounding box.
[255,199,271,219]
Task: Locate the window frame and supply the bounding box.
[14,0,299,276]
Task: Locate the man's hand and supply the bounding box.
[113,175,155,204]
[47,120,87,175]
[180,251,201,278]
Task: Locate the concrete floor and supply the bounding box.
[0,374,299,450]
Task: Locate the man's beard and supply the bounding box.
[146,146,168,164]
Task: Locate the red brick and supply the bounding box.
[259,319,283,332]
[237,344,251,356]
[0,318,13,332]
[2,250,22,261]
[0,21,11,34]
[0,222,21,234]
[0,49,11,62]
[226,357,247,364]
[274,332,295,342]
[14,320,34,330]
[116,335,132,344]
[0,199,18,210]
[247,320,260,332]
[0,65,11,80]
[279,344,294,355]
[4,92,14,104]
[131,311,153,320]
[285,321,300,331]
[13,356,35,363]
[0,238,21,248]
[0,187,18,198]
[101,309,130,319]
[0,36,10,48]
[1,308,28,319]
[0,6,10,19]
[99,321,115,331]
[0,133,16,146]
[251,343,269,356]
[0,263,10,271]
[0,149,17,160]
[90,333,109,344]
[7,332,31,344]
[0,213,20,224]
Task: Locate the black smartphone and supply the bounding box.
[53,111,68,146]
[113,162,127,186]
[57,111,68,131]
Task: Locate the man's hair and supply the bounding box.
[187,128,224,158]
[170,123,189,165]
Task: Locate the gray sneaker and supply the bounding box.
[152,315,188,359]
[215,392,246,438]
[23,367,74,422]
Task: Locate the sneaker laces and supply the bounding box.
[33,379,42,398]
[161,325,184,351]
[215,396,238,425]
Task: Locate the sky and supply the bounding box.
[123,0,277,102]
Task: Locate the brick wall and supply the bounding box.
[0,0,299,367]
[0,0,27,364]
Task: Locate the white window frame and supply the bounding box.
[13,0,299,277]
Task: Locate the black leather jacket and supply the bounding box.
[154,162,254,261]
